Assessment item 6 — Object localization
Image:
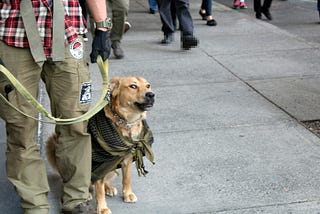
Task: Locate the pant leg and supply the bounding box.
[175,0,194,36]
[262,0,272,11]
[317,0,320,11]
[0,41,50,214]
[158,0,175,35]
[254,0,261,13]
[171,0,177,30]
[201,0,205,10]
[204,0,212,17]
[108,0,129,42]
[148,0,158,10]
[41,38,92,210]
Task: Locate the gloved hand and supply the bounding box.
[90,29,111,63]
[0,58,4,66]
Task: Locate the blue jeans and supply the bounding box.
[158,0,193,36]
[201,0,212,17]
[149,0,158,11]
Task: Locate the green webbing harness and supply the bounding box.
[20,0,65,64]
[0,56,110,125]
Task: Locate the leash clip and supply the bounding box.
[105,89,111,102]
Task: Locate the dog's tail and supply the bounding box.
[46,133,59,172]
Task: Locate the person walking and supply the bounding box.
[108,0,130,59]
[0,0,111,213]
[158,0,199,50]
[149,0,158,14]
[318,0,320,21]
[254,0,273,20]
[233,0,248,9]
[199,0,218,26]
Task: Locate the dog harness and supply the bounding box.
[88,109,155,182]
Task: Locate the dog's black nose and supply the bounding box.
[145,92,155,98]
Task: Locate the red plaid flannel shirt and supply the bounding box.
[0,0,86,57]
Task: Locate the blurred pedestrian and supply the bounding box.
[254,0,273,20]
[199,0,218,26]
[233,0,248,9]
[149,0,158,14]
[107,0,130,59]
[158,0,199,50]
[318,0,320,20]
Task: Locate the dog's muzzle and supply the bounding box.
[135,92,155,111]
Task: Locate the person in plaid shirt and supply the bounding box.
[0,0,111,213]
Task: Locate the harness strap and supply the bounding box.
[52,0,65,61]
[20,0,65,63]
[20,0,46,65]
[0,56,110,125]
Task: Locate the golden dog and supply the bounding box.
[46,76,155,214]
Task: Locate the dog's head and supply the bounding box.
[108,76,155,118]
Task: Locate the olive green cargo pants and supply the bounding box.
[0,39,92,214]
[107,0,130,42]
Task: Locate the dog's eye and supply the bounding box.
[146,84,151,89]
[129,84,137,89]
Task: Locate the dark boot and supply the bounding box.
[161,34,174,45]
[262,9,272,20]
[111,41,124,59]
[181,35,199,50]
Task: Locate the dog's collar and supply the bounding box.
[109,108,143,129]
[112,112,142,129]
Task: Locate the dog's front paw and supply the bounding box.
[123,192,138,203]
[105,185,118,197]
[99,207,112,214]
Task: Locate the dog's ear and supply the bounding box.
[109,76,121,92]
[109,76,121,102]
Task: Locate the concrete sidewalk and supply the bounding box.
[1,0,320,213]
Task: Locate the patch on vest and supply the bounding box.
[80,82,92,104]
[69,38,83,59]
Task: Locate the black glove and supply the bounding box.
[90,29,111,63]
[0,58,4,66]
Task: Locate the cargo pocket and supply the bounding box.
[0,77,20,121]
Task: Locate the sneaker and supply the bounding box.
[256,13,262,19]
[181,35,198,50]
[161,34,174,45]
[124,21,131,33]
[233,0,240,9]
[61,200,96,214]
[149,8,156,14]
[111,41,124,59]
[262,9,272,20]
[240,2,247,9]
[199,10,206,20]
[83,34,88,42]
[207,19,217,26]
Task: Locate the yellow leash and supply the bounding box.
[0,56,110,125]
